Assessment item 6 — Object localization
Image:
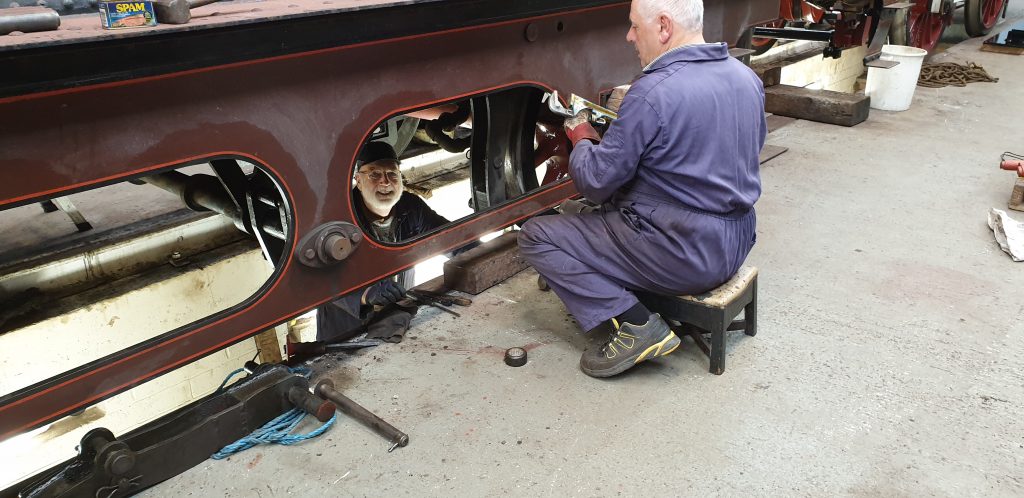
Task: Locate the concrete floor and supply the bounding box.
[153,27,1024,497]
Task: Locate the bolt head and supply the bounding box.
[323,233,351,262]
[524,23,539,42]
[106,450,135,475]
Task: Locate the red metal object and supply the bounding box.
[535,123,570,185]
[1001,160,1024,177]
[979,0,1006,28]
[965,0,1007,36]
[754,0,997,55]
[752,0,874,57]
[831,11,876,48]
[0,0,779,442]
[750,0,825,54]
[906,0,953,52]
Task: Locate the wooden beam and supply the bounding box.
[443,230,528,295]
[752,64,783,88]
[981,43,1024,55]
[764,84,870,127]
[255,329,283,363]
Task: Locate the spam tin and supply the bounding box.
[98,0,157,29]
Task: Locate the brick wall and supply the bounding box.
[780,46,868,93]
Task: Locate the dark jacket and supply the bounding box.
[315,189,451,342]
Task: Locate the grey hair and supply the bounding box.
[637,0,704,33]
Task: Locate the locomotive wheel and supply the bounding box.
[902,0,953,52]
[964,0,1006,36]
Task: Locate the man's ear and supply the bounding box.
[658,14,672,44]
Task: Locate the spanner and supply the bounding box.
[543,91,618,125]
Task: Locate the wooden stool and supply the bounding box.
[637,266,758,375]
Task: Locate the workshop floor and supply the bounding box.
[154,29,1024,497]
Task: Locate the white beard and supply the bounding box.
[362,185,401,217]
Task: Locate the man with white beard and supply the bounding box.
[316,141,452,343]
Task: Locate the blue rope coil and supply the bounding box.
[211,366,335,460]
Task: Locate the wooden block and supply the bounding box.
[759,144,788,165]
[254,329,282,363]
[981,43,1024,55]
[764,84,870,127]
[752,65,783,87]
[443,231,528,294]
[412,274,448,293]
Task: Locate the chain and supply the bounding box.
[917,62,999,88]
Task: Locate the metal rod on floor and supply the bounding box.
[313,379,409,452]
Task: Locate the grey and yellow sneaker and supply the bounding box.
[579,313,680,378]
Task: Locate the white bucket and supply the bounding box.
[865,44,928,112]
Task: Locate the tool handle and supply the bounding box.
[445,296,472,307]
[314,380,410,449]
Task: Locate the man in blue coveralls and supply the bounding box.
[518,0,765,377]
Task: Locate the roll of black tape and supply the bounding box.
[504,347,527,367]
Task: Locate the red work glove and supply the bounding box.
[1001,160,1024,177]
[564,110,600,146]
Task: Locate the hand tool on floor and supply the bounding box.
[407,289,473,307]
[153,0,220,24]
[313,379,410,452]
[408,290,453,307]
[407,293,461,317]
[286,338,382,360]
[0,6,60,35]
[543,91,618,125]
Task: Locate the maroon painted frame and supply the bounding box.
[0,0,778,441]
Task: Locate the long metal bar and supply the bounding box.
[141,171,287,241]
[752,26,836,41]
[314,379,409,452]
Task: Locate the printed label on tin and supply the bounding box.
[99,1,157,29]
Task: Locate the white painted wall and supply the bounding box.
[781,46,868,93]
[0,247,285,490]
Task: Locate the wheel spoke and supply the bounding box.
[982,0,1004,27]
[908,4,949,52]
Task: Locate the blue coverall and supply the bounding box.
[519,43,766,332]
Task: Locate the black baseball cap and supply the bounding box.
[356,141,399,169]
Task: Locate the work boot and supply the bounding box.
[579,313,680,378]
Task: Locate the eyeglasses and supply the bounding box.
[358,170,401,183]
